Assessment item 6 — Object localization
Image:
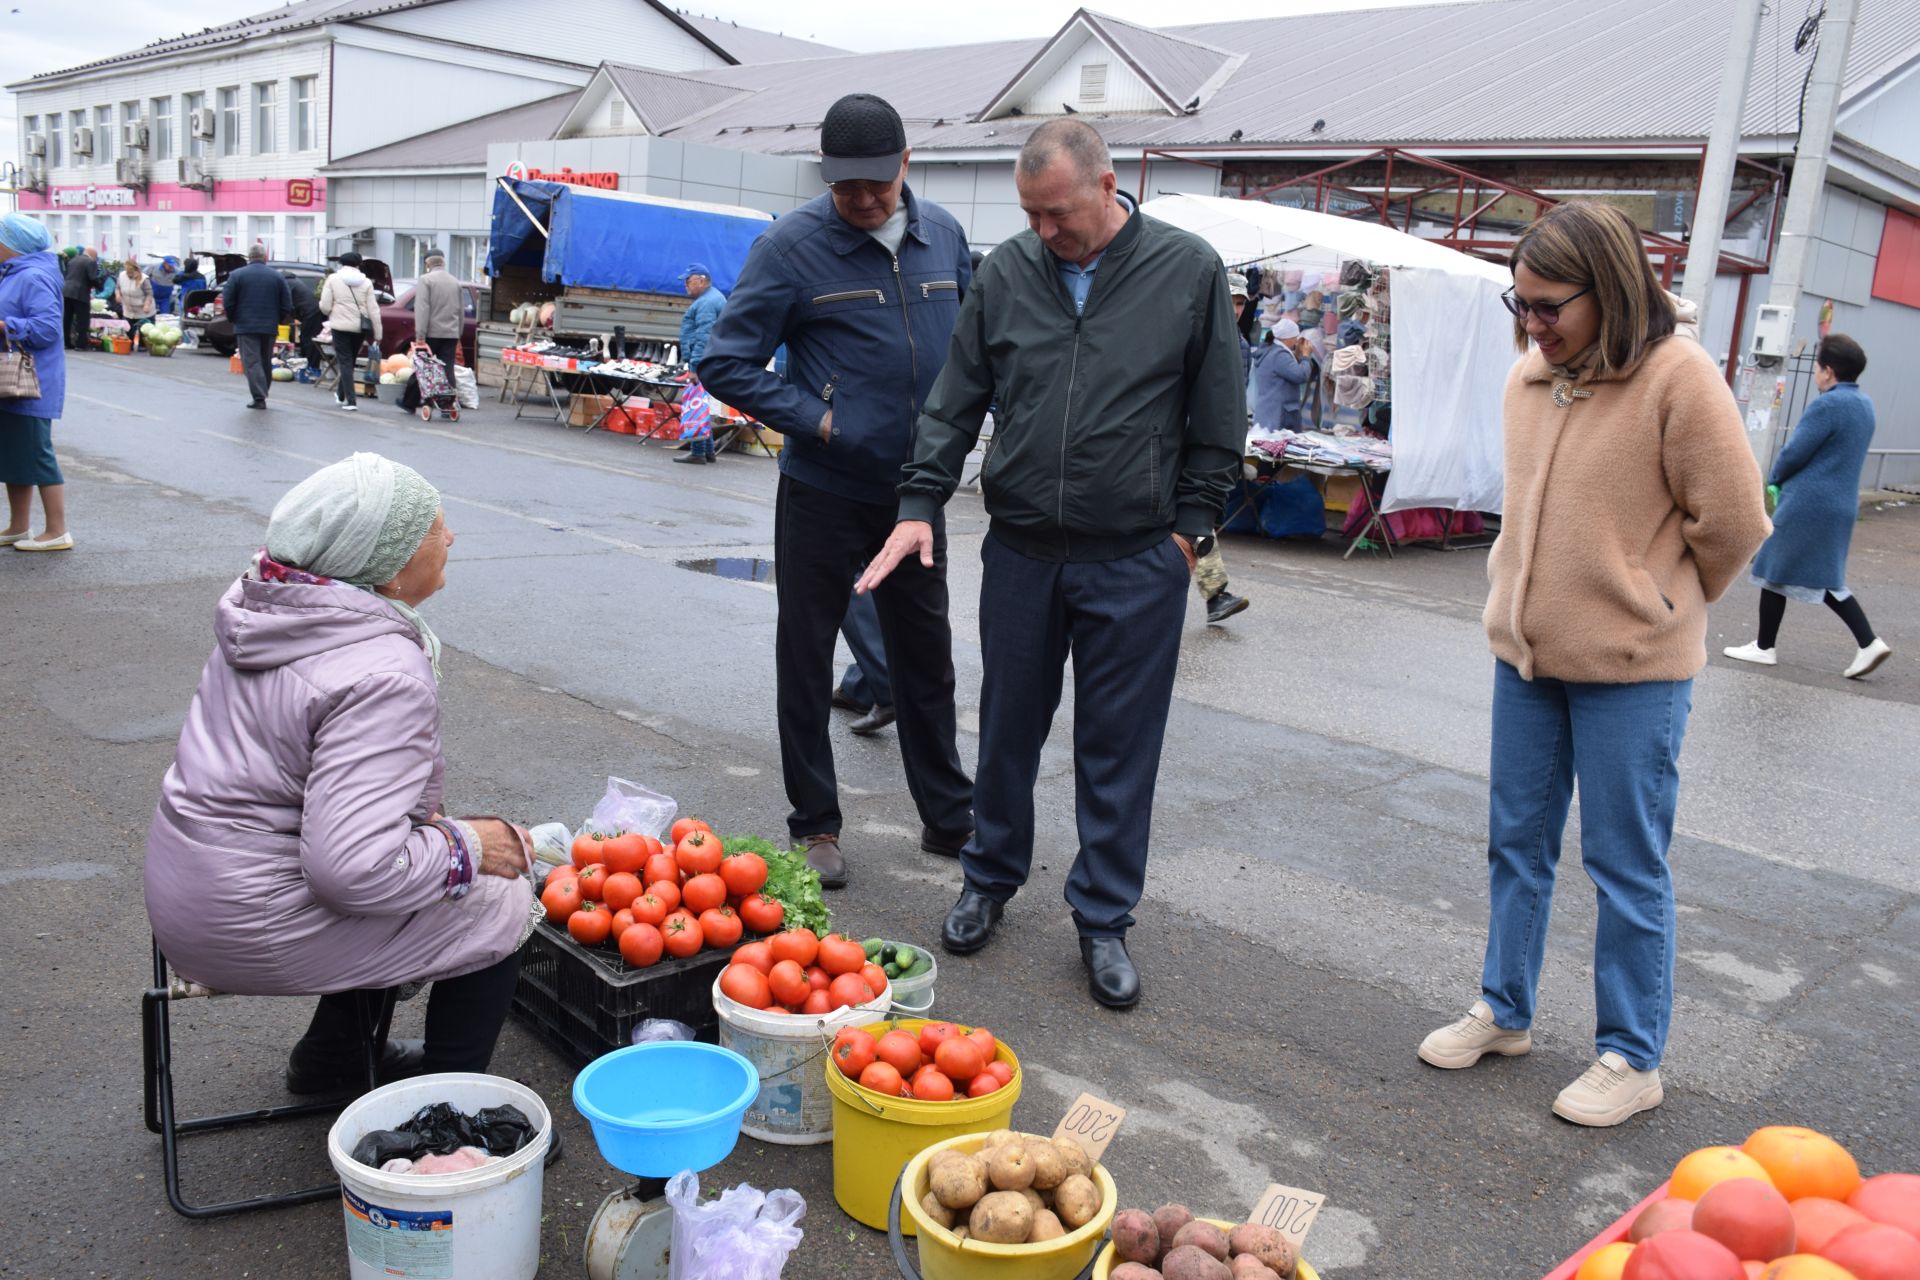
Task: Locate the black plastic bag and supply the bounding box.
[351,1101,537,1168]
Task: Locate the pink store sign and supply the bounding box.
[17,178,328,213]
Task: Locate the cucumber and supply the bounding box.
[861,937,885,958]
[879,943,898,966]
[883,962,902,978]
[903,954,932,978]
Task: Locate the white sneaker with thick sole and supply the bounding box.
[14,532,74,552]
[1723,641,1777,666]
[1417,999,1532,1069]
[1552,1052,1664,1127]
[340,402,358,412]
[1844,637,1892,679]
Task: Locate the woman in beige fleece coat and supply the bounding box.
[1417,201,1770,1127]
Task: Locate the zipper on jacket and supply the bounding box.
[1058,316,1082,557]
[811,288,886,305]
[920,280,958,299]
[892,255,920,427]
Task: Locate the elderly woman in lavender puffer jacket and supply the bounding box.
[143,452,542,1095]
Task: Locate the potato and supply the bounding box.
[970,1190,1035,1244]
[1019,1187,1046,1214]
[1228,1223,1295,1277]
[952,1225,969,1242]
[1028,1208,1065,1242]
[986,1128,1017,1149]
[1052,1136,1092,1179]
[988,1142,1035,1190]
[1053,1173,1101,1229]
[919,1191,955,1229]
[1162,1244,1232,1280]
[1026,1139,1068,1190]
[1172,1220,1230,1262]
[1113,1208,1161,1265]
[1154,1204,1195,1251]
[1111,1267,1166,1280]
[1230,1255,1277,1280]
[931,1154,989,1210]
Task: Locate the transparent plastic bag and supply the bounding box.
[586,777,676,840]
[631,1018,696,1045]
[529,822,573,868]
[666,1172,805,1280]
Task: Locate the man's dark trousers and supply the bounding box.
[63,296,90,349]
[427,337,459,383]
[774,473,971,842]
[238,333,276,403]
[961,532,1189,937]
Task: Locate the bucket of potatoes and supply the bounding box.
[895,1128,1118,1280]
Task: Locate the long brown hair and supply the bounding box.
[1509,200,1674,373]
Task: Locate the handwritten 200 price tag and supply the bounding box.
[1051,1092,1127,1163]
[1249,1183,1326,1255]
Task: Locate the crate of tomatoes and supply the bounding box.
[509,818,827,1065]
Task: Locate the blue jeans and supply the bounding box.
[836,586,892,708]
[1481,660,1692,1071]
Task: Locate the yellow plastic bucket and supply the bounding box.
[823,1019,1020,1232]
[899,1132,1117,1280]
[1089,1219,1321,1280]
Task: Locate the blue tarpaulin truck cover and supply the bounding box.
[486,178,774,295]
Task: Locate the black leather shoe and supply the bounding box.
[1206,590,1249,625]
[804,833,847,889]
[831,688,869,714]
[286,1037,427,1096]
[942,891,1003,955]
[1080,937,1141,1009]
[849,704,896,735]
[920,825,971,858]
[672,451,710,464]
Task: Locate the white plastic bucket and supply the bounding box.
[327,1073,552,1280]
[712,976,891,1145]
[889,949,938,1016]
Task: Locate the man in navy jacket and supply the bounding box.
[222,244,292,409]
[699,93,973,888]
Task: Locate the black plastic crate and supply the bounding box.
[510,922,733,1067]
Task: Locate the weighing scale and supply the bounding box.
[583,1176,676,1280]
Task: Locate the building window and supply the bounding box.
[249,215,276,258]
[180,216,205,257]
[183,92,206,160]
[218,87,240,157]
[392,233,427,278]
[610,98,624,128]
[286,215,315,261]
[48,116,61,167]
[294,76,317,151]
[1080,63,1108,103]
[93,214,111,254]
[121,215,140,258]
[254,82,278,155]
[150,96,173,160]
[214,215,237,250]
[449,234,488,281]
[96,106,115,166]
[41,214,59,245]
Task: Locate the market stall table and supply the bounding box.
[503,345,585,422]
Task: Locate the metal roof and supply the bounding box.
[1085,13,1237,112]
[604,64,752,133]
[676,13,847,63]
[324,92,578,170]
[651,0,1919,156]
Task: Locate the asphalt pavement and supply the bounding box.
[2,345,1915,1279]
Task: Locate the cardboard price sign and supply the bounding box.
[1248,1184,1326,1255]
[1051,1093,1126,1163]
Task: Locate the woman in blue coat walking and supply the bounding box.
[1725,334,1890,678]
[0,214,72,552]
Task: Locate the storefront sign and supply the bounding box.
[51,185,139,210]
[287,178,315,206]
[516,165,620,191]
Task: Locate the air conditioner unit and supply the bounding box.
[178,155,211,190]
[115,157,147,187]
[25,133,47,158]
[72,126,94,158]
[189,108,216,140]
[23,159,48,191]
[123,122,150,151]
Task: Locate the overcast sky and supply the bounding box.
[1,0,1461,173]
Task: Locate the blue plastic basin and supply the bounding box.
[572,1042,759,1176]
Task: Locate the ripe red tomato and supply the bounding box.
[647,879,681,912]
[609,908,636,940]
[630,892,668,927]
[718,852,768,897]
[699,906,743,948]
[718,964,772,1009]
[639,834,664,857]
[618,922,663,967]
[876,1030,923,1076]
[599,833,647,876]
[934,1038,987,1082]
[800,989,833,1015]
[577,864,609,901]
[832,1028,877,1078]
[601,871,644,912]
[641,852,678,887]
[862,963,889,996]
[983,1061,1013,1087]
[965,1027,997,1061]
[769,929,819,968]
[908,1067,955,1101]
[805,966,830,992]
[571,832,608,869]
[568,903,612,945]
[767,960,810,1007]
[858,1061,905,1096]
[918,1022,962,1058]
[542,863,579,888]
[681,872,727,915]
[662,910,703,958]
[737,894,784,935]
[669,817,710,847]
[731,940,774,973]
[827,972,876,1010]
[967,1074,1003,1098]
[817,934,866,976]
[674,829,722,876]
[539,878,582,924]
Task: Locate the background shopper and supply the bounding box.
[320,252,382,412]
[222,244,293,410]
[0,214,73,552]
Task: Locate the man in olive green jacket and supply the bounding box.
[859,119,1244,1009]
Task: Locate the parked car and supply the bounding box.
[181,256,394,356]
[379,279,489,368]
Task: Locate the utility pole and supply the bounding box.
[1751,0,1860,464]
[1681,0,1765,336]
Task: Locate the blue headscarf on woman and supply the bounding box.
[0,213,53,255]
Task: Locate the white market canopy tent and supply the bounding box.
[1142,194,1514,515]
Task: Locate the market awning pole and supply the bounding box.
[1680,0,1764,339]
[496,177,550,238]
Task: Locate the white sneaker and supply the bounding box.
[1418,999,1532,1069]
[14,532,74,552]
[1844,637,1891,679]
[1723,641,1777,666]
[340,402,358,412]
[0,530,28,546]
[1552,1052,1663,1127]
